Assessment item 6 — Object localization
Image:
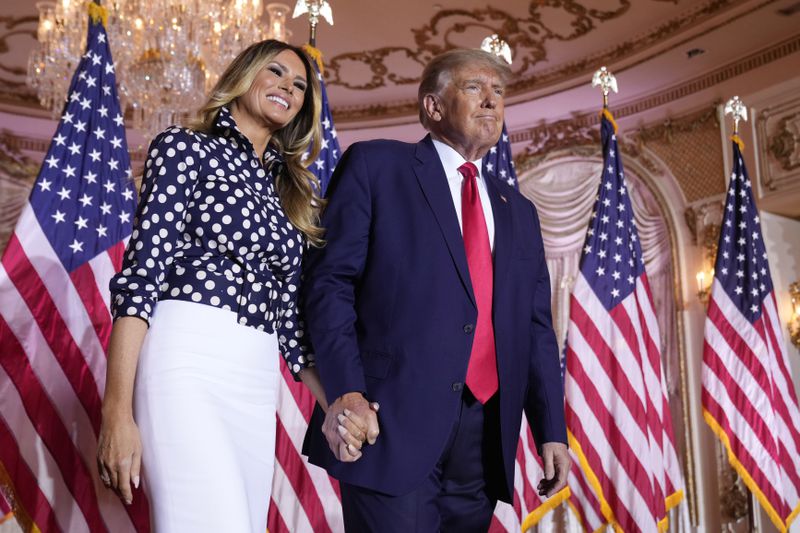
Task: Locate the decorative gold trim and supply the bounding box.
[706,409,799,531]
[0,460,40,533]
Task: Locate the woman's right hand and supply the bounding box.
[97,412,142,505]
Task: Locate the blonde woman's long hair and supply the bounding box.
[191,40,325,246]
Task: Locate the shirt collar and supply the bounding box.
[213,106,285,172]
[431,138,484,184]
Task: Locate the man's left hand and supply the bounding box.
[537,442,570,498]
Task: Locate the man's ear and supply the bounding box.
[423,94,443,124]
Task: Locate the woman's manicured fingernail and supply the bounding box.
[337,414,346,424]
[337,425,347,436]
[343,409,351,416]
[133,476,140,489]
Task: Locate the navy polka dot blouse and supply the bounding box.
[110,106,314,377]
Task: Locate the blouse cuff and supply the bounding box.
[111,293,155,326]
[279,331,316,381]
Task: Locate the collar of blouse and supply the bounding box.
[213,106,285,176]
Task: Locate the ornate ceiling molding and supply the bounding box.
[324,0,753,92]
[509,33,799,148]
[329,0,764,123]
[324,0,635,91]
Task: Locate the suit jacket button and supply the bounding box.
[452,382,464,392]
[463,324,474,333]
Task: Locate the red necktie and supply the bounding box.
[459,162,498,403]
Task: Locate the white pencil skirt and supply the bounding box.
[134,300,280,533]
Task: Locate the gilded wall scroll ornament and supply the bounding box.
[767,113,800,172]
[0,15,37,104]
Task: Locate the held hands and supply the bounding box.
[96,411,142,505]
[537,441,570,498]
[322,392,380,462]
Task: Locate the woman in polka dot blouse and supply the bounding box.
[96,40,359,532]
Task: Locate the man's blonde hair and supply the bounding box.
[417,49,512,129]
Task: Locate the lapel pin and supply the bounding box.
[500,195,507,203]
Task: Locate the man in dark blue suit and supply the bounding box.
[302,48,569,532]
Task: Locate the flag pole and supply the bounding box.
[292,0,333,51]
[308,9,317,47]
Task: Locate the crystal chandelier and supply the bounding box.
[28,0,293,138]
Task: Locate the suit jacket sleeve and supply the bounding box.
[302,144,370,404]
[524,200,568,451]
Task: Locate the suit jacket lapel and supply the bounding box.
[485,174,512,297]
[413,136,476,308]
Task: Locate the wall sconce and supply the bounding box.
[696,269,713,305]
[789,282,800,349]
[696,224,720,306]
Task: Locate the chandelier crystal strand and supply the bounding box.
[28,0,297,141]
[28,1,87,114]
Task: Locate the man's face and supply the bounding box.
[431,63,505,159]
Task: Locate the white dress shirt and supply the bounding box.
[432,138,496,251]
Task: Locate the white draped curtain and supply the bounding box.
[518,156,680,399]
[517,155,687,531]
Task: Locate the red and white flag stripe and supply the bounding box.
[0,205,148,532]
[703,282,800,531]
[566,273,684,532]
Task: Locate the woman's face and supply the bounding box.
[238,49,309,132]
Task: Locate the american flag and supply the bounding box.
[564,111,685,532]
[482,123,517,191]
[0,5,150,533]
[268,50,344,533]
[304,50,341,195]
[483,123,571,532]
[701,136,800,531]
